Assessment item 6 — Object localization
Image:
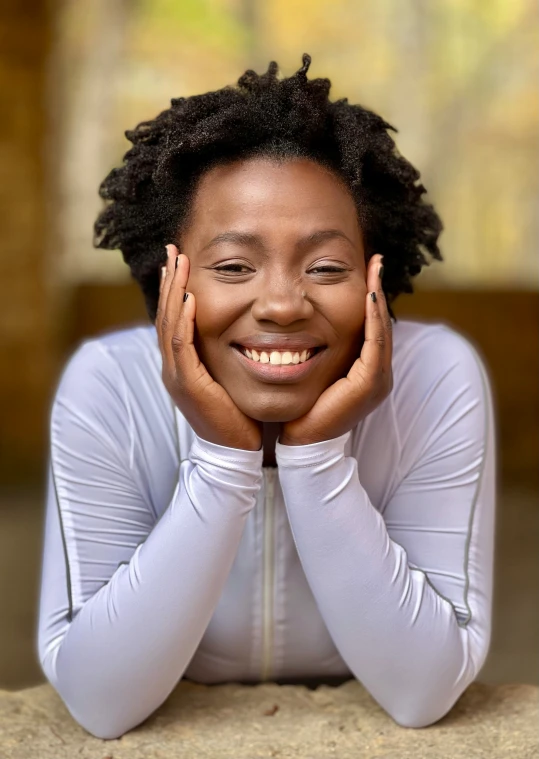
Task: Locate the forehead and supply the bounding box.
[185,157,360,236]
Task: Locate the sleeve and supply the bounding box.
[36,339,264,740]
[274,327,496,729]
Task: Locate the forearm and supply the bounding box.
[275,431,490,728]
[41,435,263,739]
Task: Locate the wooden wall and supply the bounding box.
[0,0,55,490]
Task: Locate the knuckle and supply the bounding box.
[161,315,171,332]
[356,372,373,394]
[171,333,185,355]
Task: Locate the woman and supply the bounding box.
[36,55,496,740]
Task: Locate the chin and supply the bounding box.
[238,401,309,424]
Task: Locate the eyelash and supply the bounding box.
[213,265,346,274]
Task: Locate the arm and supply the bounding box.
[275,328,496,728]
[37,340,263,739]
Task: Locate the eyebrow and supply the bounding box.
[200,229,356,256]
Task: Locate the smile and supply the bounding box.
[232,344,326,383]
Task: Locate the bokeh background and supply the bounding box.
[1,0,537,691]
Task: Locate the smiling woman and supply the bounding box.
[37,54,495,740]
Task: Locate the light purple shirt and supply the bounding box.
[37,318,496,738]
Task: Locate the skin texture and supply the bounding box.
[156,158,392,465]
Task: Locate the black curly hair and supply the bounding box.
[94,53,443,323]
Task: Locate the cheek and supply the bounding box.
[329,287,366,336]
[190,285,232,335]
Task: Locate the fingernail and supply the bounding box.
[161,266,166,280]
[379,265,384,279]
[370,291,377,303]
[175,255,180,270]
[183,292,189,302]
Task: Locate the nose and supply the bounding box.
[250,274,312,325]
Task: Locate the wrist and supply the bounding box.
[278,434,318,447]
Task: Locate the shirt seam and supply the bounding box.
[50,457,74,624]
[458,339,491,628]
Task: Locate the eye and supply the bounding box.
[310,266,347,274]
[213,264,252,274]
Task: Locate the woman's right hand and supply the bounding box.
[156,244,263,452]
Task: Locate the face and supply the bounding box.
[177,156,368,423]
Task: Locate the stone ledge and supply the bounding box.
[1,680,537,758]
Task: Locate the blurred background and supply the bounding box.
[0,0,537,691]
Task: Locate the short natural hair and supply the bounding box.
[94,53,443,322]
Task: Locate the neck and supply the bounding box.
[262,422,281,467]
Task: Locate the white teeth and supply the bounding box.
[240,346,316,365]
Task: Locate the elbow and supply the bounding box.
[390,708,445,730]
[38,656,136,741]
[43,687,131,740]
[384,635,482,728]
[78,720,128,741]
[60,700,137,740]
[38,645,143,740]
[386,691,461,730]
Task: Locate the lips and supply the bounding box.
[232,343,326,382]
[230,333,326,353]
[234,344,323,359]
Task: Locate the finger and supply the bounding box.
[170,275,204,392]
[361,254,388,376]
[156,265,168,347]
[162,244,188,367]
[156,244,176,356]
[374,254,393,369]
[168,266,216,401]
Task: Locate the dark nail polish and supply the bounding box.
[379,265,384,279]
[183,292,189,302]
[370,291,377,303]
[175,255,179,270]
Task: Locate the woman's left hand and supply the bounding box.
[279,253,393,446]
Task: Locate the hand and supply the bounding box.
[279,253,393,446]
[156,244,263,451]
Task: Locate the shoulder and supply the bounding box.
[50,325,161,461]
[80,323,158,365]
[53,323,159,405]
[59,323,158,376]
[391,317,491,389]
[390,318,494,452]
